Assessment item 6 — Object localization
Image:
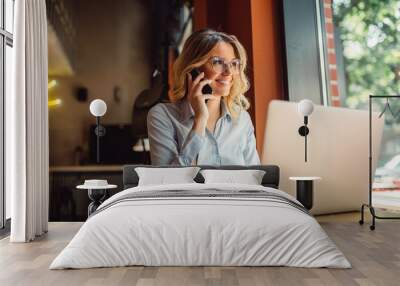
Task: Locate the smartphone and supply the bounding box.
[190,68,213,95]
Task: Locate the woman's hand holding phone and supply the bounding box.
[187,71,214,136]
[190,69,213,95]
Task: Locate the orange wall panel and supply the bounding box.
[193,0,207,31]
[250,0,285,155]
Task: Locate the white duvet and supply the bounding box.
[50,183,351,269]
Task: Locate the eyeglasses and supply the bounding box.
[208,56,241,74]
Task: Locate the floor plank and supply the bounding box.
[0,213,399,286]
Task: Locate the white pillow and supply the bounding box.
[200,169,266,185]
[135,167,200,186]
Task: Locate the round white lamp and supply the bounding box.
[89,99,107,163]
[90,99,107,117]
[298,99,314,117]
[297,99,314,162]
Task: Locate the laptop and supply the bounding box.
[262,100,384,215]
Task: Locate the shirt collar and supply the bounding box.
[180,99,232,122]
[220,99,232,121]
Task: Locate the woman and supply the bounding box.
[147,29,260,166]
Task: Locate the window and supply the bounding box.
[329,0,400,210]
[282,0,331,105]
[5,0,13,33]
[332,0,400,108]
[1,0,14,230]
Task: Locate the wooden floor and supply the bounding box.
[0,213,399,286]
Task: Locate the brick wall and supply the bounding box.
[323,0,341,107]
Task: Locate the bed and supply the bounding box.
[50,165,350,269]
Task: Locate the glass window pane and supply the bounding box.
[332,0,400,213]
[0,37,3,228]
[5,43,13,219]
[0,0,3,30]
[6,0,14,33]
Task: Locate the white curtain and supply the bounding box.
[7,0,49,242]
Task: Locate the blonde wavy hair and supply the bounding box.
[171,29,250,118]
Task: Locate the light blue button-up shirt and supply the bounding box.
[147,99,260,166]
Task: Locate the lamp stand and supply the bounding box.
[94,116,106,163]
[298,116,310,162]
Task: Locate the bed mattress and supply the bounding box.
[50,183,350,269]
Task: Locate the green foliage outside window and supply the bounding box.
[333,0,400,111]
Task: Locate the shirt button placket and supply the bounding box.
[213,137,221,165]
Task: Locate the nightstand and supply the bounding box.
[289,177,321,210]
[77,180,117,216]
